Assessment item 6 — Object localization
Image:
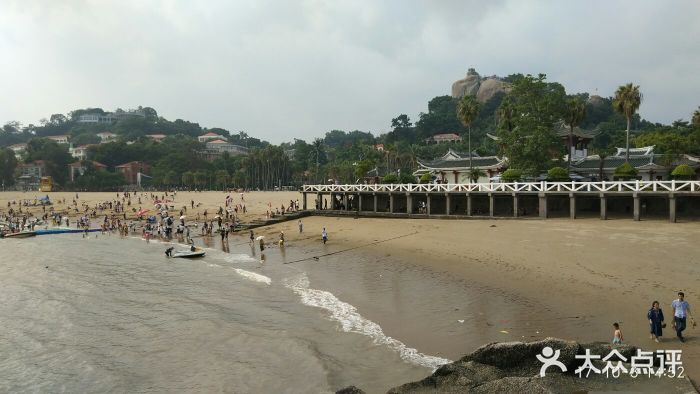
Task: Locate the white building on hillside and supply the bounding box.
[47,135,69,144]
[96,131,117,143]
[198,132,226,143]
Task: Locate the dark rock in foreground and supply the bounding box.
[353,338,696,393]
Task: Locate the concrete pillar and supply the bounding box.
[467,194,472,216]
[343,194,349,211]
[512,193,519,218]
[600,193,607,220]
[373,194,378,213]
[358,194,363,212]
[669,194,677,223]
[426,194,431,215]
[406,194,412,214]
[302,192,307,210]
[633,193,640,221]
[569,193,577,220]
[317,193,322,210]
[538,193,547,219]
[445,193,451,215]
[489,193,495,217]
[389,193,394,213]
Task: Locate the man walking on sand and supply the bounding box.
[671,291,695,342]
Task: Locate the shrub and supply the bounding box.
[671,164,696,180]
[547,166,569,181]
[469,168,485,183]
[614,162,638,180]
[419,173,432,184]
[501,169,522,182]
[382,174,399,184]
[399,173,416,184]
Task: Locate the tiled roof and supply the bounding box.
[572,153,700,171]
[418,149,505,170]
[554,120,599,139]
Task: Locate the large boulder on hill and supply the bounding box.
[476,78,510,103]
[451,68,481,98]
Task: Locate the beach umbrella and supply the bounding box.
[255,235,265,241]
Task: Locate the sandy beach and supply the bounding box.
[254,213,700,382]
[3,190,700,385]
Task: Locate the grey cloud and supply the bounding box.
[0,0,699,143]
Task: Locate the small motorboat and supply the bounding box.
[3,231,37,239]
[172,247,205,258]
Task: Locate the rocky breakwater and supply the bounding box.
[337,338,697,393]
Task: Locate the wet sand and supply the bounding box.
[259,215,700,382]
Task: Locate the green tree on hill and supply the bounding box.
[0,148,18,187]
[496,74,566,175]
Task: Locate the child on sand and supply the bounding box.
[612,322,623,344]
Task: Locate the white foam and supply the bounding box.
[283,274,451,371]
[233,268,272,285]
[224,254,259,264]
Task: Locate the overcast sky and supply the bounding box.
[1,0,699,143]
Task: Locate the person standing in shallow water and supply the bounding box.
[671,291,695,342]
[648,301,665,343]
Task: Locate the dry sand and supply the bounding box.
[3,190,700,382]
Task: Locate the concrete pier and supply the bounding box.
[302,181,700,222]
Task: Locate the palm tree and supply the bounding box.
[497,98,514,132]
[612,83,643,162]
[311,138,324,183]
[457,96,480,177]
[565,98,586,171]
[692,107,700,127]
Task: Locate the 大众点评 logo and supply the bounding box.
[536,348,685,378]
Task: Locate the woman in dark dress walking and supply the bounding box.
[648,300,665,343]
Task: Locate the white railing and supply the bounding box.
[302,180,700,194]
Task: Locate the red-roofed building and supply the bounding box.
[115,161,151,184]
[69,161,107,182]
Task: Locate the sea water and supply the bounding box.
[0,232,586,393]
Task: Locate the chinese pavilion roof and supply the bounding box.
[417,149,506,170]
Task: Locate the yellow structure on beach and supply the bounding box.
[39,176,54,192]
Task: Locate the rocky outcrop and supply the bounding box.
[475,78,510,103]
[373,338,697,393]
[451,68,482,98]
[335,386,367,394]
[451,68,510,103]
